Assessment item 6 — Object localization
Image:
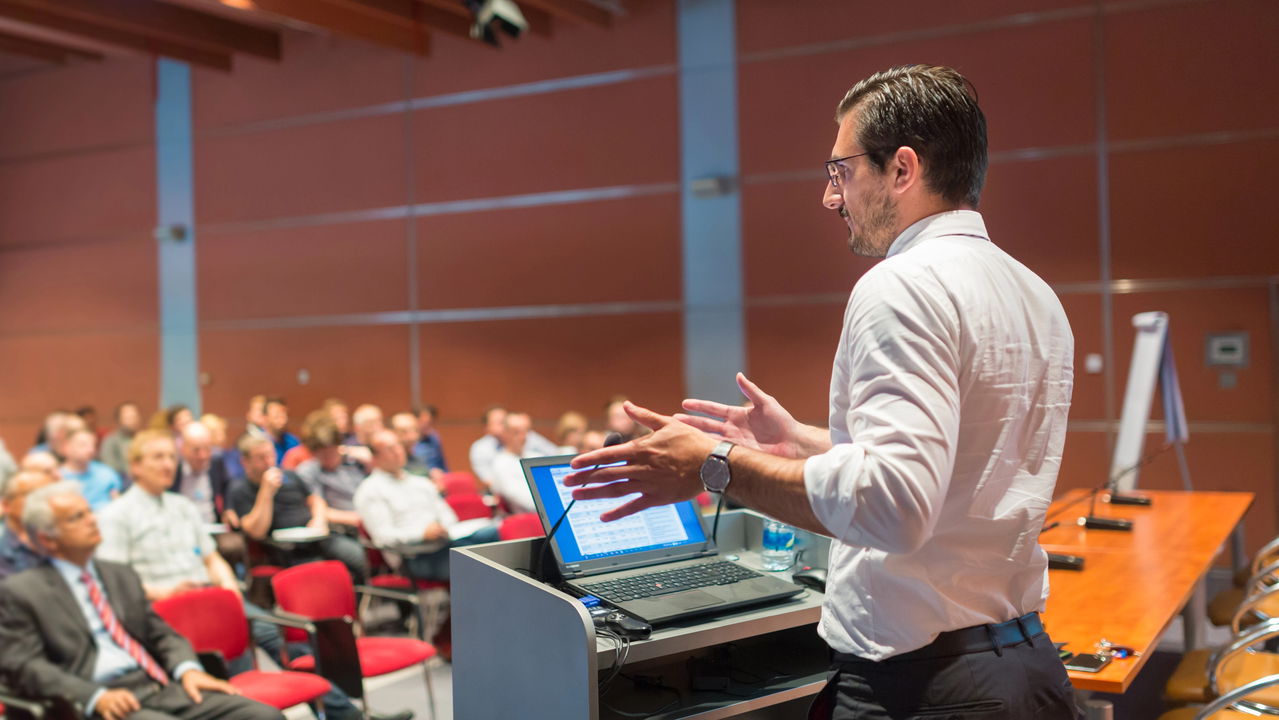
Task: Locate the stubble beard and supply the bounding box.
[845,191,897,258]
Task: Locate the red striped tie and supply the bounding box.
[80,570,168,685]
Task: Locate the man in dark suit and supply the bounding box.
[0,481,281,720]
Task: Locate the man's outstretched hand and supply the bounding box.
[565,402,716,522]
[676,373,804,458]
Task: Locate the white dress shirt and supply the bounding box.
[354,468,458,549]
[803,210,1074,660]
[489,448,538,515]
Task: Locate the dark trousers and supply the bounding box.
[104,671,282,720]
[271,533,369,585]
[810,631,1082,719]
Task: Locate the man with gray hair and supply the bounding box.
[0,469,55,579]
[0,482,281,719]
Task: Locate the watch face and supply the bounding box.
[701,458,730,492]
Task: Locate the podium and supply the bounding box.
[451,510,831,719]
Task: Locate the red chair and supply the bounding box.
[444,492,492,522]
[272,561,438,719]
[356,524,447,642]
[499,512,545,540]
[439,472,481,496]
[153,587,331,712]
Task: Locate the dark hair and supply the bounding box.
[264,396,287,411]
[164,404,190,428]
[836,65,988,208]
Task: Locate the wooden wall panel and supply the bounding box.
[198,219,408,321]
[418,313,684,472]
[0,241,156,334]
[0,146,154,245]
[741,181,873,298]
[736,0,1081,55]
[738,18,1095,178]
[0,331,158,436]
[745,303,846,427]
[0,57,151,158]
[1105,0,1279,141]
[194,114,406,226]
[1060,293,1106,422]
[415,194,680,309]
[194,29,404,131]
[409,75,679,203]
[1109,140,1279,279]
[199,325,412,438]
[981,154,1099,283]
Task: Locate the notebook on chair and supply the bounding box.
[521,454,803,626]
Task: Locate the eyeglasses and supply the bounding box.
[825,151,871,187]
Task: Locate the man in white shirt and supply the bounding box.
[487,411,538,514]
[356,430,498,581]
[566,65,1078,719]
[468,406,557,486]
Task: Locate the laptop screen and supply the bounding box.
[525,456,708,566]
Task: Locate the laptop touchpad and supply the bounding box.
[668,590,722,611]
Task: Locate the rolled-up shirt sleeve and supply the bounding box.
[804,264,961,554]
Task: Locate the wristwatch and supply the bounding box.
[699,440,735,493]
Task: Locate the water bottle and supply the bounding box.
[761,518,796,571]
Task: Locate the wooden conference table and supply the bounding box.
[1040,489,1254,694]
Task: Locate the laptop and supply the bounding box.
[521,454,803,626]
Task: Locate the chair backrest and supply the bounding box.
[153,587,249,662]
[272,560,357,621]
[499,512,545,541]
[446,492,492,521]
[440,472,481,496]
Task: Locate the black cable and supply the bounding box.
[1043,443,1172,524]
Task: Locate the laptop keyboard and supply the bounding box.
[581,561,762,602]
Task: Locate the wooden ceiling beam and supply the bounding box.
[0,29,102,63]
[0,1,233,69]
[321,0,490,46]
[517,0,610,27]
[233,0,431,56]
[1,0,279,60]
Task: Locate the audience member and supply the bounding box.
[96,431,284,670]
[166,405,194,439]
[414,405,449,473]
[226,435,367,583]
[60,428,122,510]
[0,482,281,720]
[555,411,588,452]
[32,410,85,460]
[99,402,143,479]
[204,412,244,481]
[323,398,354,443]
[605,395,643,441]
[244,394,267,436]
[76,406,103,440]
[391,412,433,479]
[488,412,539,514]
[0,470,55,579]
[261,397,299,464]
[294,416,365,530]
[175,422,245,569]
[355,430,499,582]
[20,450,61,480]
[469,405,557,486]
[350,404,384,446]
[0,437,17,486]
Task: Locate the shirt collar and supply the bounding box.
[50,555,97,584]
[886,209,989,258]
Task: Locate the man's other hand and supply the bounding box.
[677,373,803,458]
[181,669,239,704]
[95,689,140,720]
[564,402,715,522]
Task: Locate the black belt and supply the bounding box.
[832,611,1044,664]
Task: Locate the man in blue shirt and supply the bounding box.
[263,397,299,465]
[58,428,121,509]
